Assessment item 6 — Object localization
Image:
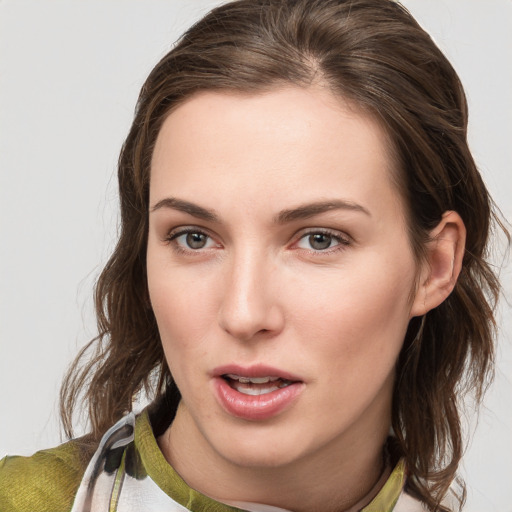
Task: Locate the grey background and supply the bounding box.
[0,1,511,510]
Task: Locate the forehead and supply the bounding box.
[150,86,403,222]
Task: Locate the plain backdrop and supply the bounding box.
[0,1,511,511]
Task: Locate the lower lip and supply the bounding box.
[213,377,304,421]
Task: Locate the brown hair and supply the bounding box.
[60,1,508,510]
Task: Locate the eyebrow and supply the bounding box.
[274,200,371,223]
[150,197,370,223]
[151,197,219,222]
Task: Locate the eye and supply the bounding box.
[296,230,349,251]
[167,228,218,251]
[181,232,209,249]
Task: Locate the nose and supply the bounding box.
[218,250,285,342]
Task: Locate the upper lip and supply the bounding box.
[212,364,303,382]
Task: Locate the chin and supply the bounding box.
[207,421,315,470]
[222,443,303,469]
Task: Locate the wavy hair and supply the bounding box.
[60,1,508,510]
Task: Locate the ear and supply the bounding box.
[410,211,466,318]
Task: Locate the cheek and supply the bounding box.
[148,277,211,400]
[149,281,213,347]
[147,253,221,361]
[290,254,416,372]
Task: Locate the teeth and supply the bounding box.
[235,384,280,395]
[225,375,293,395]
[231,382,292,395]
[225,374,280,384]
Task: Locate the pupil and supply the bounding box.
[186,232,207,249]
[309,233,331,250]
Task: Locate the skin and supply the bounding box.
[147,86,465,512]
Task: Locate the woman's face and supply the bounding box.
[147,87,422,469]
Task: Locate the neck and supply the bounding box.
[158,403,391,512]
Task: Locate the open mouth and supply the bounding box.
[222,373,294,396]
[213,366,305,420]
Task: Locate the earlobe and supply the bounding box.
[410,211,466,318]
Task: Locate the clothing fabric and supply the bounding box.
[0,410,425,512]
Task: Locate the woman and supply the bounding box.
[0,1,508,511]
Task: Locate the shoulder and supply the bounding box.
[0,438,95,512]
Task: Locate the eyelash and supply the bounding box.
[165,227,219,255]
[164,227,351,255]
[294,228,351,255]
